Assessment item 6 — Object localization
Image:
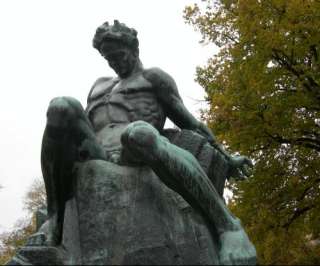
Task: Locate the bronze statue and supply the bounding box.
[9,20,256,265]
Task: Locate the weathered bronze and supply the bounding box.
[7,20,256,265]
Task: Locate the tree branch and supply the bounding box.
[297,178,320,202]
[265,131,320,152]
[271,48,320,100]
[282,204,315,229]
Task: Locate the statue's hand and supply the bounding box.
[228,155,253,181]
[108,150,122,164]
[195,122,254,181]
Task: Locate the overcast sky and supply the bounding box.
[0,0,218,232]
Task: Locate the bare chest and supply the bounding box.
[86,74,165,132]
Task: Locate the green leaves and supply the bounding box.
[185,0,320,264]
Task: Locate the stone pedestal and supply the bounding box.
[62,160,220,265]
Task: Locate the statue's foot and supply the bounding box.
[219,226,256,265]
[25,229,58,247]
[26,232,47,246]
[9,218,66,265]
[29,213,61,247]
[13,244,66,265]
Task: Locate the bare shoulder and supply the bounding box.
[143,67,177,90]
[87,76,117,102]
[93,76,113,87]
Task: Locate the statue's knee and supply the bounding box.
[121,121,159,150]
[47,97,84,127]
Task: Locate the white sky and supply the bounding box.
[0,0,218,232]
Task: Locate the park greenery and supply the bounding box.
[184,0,320,264]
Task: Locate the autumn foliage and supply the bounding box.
[185,0,320,264]
[0,179,46,264]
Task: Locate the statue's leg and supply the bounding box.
[121,121,256,265]
[41,97,106,246]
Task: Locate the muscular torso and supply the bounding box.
[86,71,166,154]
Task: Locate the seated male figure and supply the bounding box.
[38,20,256,265]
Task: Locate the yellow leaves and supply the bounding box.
[186,0,320,264]
[0,179,45,264]
[0,218,36,265]
[23,179,46,214]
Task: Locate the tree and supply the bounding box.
[23,179,47,214]
[0,179,46,264]
[184,0,320,264]
[0,219,35,264]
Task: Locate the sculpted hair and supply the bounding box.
[93,20,139,53]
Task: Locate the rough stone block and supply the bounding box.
[63,160,220,265]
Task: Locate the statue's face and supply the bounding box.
[100,44,138,78]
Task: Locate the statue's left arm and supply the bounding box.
[143,67,252,180]
[143,68,208,134]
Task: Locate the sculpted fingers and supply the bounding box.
[229,165,252,181]
[243,156,254,168]
[229,168,245,181]
[228,155,254,181]
[109,152,121,164]
[241,164,252,177]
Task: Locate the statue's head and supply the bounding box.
[93,20,140,78]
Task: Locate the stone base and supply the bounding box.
[6,246,66,265]
[62,160,220,265]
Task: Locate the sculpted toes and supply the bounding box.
[26,232,46,247]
